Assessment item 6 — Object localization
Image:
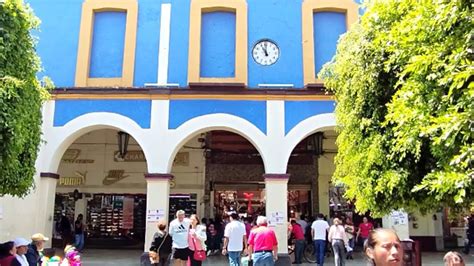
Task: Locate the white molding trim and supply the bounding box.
[43,112,151,173]
[165,113,268,173]
[282,113,336,168]
[157,3,171,85]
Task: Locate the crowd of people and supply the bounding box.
[0,233,81,266]
[146,211,470,266]
[147,210,278,266]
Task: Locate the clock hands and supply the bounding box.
[261,43,268,56]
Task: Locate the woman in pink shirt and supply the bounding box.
[247,216,278,266]
[188,214,207,266]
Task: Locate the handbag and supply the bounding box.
[150,232,168,263]
[192,236,207,261]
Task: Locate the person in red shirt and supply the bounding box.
[356,217,374,247]
[248,216,278,266]
[290,220,305,264]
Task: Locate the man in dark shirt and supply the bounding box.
[25,233,48,266]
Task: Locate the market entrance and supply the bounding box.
[53,129,148,249]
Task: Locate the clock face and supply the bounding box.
[252,39,279,66]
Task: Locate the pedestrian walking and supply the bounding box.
[74,214,85,252]
[149,220,172,266]
[311,213,329,266]
[290,220,305,264]
[328,218,348,266]
[356,217,373,247]
[364,228,402,266]
[247,216,278,266]
[443,251,465,266]
[26,233,49,266]
[0,241,20,266]
[58,212,73,248]
[169,210,191,266]
[187,214,207,266]
[344,217,355,260]
[222,213,247,266]
[14,238,30,266]
[463,213,473,254]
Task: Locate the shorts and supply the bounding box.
[173,247,191,260]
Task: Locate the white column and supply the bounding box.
[74,198,87,220]
[382,210,410,240]
[36,173,59,248]
[144,174,171,251]
[264,174,289,254]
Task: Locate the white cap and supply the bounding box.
[14,237,29,247]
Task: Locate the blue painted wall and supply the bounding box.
[28,0,360,88]
[313,12,347,76]
[247,0,303,88]
[169,100,267,133]
[133,0,162,86]
[28,0,83,87]
[285,101,335,134]
[54,100,152,128]
[200,12,236,78]
[89,12,126,78]
[167,0,191,88]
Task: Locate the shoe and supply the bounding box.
[206,250,211,256]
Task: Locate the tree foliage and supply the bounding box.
[0,0,50,197]
[320,0,473,216]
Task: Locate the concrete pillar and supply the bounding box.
[37,173,59,248]
[74,198,87,220]
[264,174,289,254]
[382,210,410,240]
[144,174,171,251]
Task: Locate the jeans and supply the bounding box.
[314,240,326,265]
[253,251,274,266]
[332,240,345,266]
[228,251,241,266]
[347,238,354,256]
[294,239,304,264]
[74,233,84,251]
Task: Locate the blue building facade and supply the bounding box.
[0,0,374,254]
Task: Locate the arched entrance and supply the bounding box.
[168,130,267,224]
[53,128,149,249]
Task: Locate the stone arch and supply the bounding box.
[43,112,150,173]
[165,113,268,173]
[282,113,336,170]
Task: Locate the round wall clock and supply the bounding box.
[252,39,279,66]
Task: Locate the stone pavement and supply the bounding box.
[80,249,474,266]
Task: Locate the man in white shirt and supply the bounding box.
[13,237,29,266]
[169,210,191,266]
[222,213,247,266]
[311,213,329,266]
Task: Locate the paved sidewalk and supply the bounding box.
[80,249,474,266]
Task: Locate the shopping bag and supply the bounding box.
[241,255,253,266]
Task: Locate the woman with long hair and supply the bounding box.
[364,228,403,266]
[344,217,355,260]
[188,214,207,266]
[328,218,349,266]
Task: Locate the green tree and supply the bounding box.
[320,0,473,216]
[0,0,50,197]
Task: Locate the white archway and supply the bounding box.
[43,112,151,173]
[165,113,268,173]
[282,113,336,170]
